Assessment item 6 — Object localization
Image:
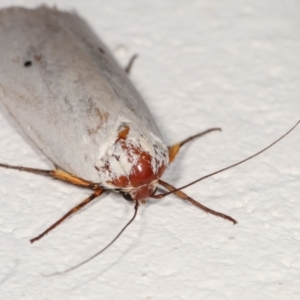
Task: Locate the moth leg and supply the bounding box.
[124,54,138,74]
[158,179,237,224]
[0,163,95,188]
[49,169,97,188]
[30,188,104,243]
[168,128,221,163]
[0,163,104,241]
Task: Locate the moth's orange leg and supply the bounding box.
[0,163,105,242]
[0,163,53,176]
[168,128,221,163]
[30,188,104,243]
[0,163,96,188]
[49,169,97,188]
[158,179,237,224]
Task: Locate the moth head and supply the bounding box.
[97,124,168,200]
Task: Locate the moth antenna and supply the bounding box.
[46,201,139,275]
[155,119,300,198]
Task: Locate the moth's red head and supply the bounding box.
[104,125,167,200]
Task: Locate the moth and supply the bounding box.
[0,7,298,272]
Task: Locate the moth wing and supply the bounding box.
[0,7,164,183]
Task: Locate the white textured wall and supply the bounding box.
[0,1,299,299]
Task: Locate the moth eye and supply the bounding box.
[122,192,133,201]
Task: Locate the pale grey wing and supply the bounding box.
[0,7,163,182]
[57,8,161,135]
